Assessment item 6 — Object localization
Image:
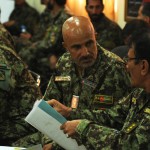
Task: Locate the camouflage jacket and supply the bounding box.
[92,13,123,50]
[7,2,39,36]
[0,24,42,146]
[19,8,71,94]
[14,8,51,53]
[31,9,52,42]
[42,46,131,148]
[44,45,131,113]
[19,8,71,61]
[76,88,150,149]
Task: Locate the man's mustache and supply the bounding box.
[91,14,99,18]
[79,55,93,61]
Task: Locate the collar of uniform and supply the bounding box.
[134,89,150,111]
[57,52,76,76]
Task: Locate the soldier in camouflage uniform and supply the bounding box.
[58,28,150,149]
[85,0,123,50]
[42,16,131,149]
[14,0,52,53]
[19,0,71,94]
[0,23,42,146]
[3,0,39,37]
[20,0,52,42]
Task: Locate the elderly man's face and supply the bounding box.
[86,0,104,21]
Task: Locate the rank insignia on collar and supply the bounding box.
[144,108,150,114]
[55,76,71,81]
[125,123,138,134]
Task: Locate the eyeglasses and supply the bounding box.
[123,57,141,64]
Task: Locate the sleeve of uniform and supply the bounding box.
[70,94,131,129]
[7,57,42,136]
[43,75,62,101]
[0,47,42,145]
[43,56,65,101]
[76,115,150,149]
[111,61,131,100]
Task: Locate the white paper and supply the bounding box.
[25,100,86,150]
[0,146,25,150]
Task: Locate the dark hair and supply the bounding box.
[123,19,149,40]
[142,2,150,17]
[86,0,103,6]
[55,0,66,6]
[129,28,150,64]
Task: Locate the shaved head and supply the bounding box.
[62,16,95,44]
[62,16,97,68]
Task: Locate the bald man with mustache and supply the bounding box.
[42,16,131,149]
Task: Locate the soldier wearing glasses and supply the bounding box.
[55,28,150,149]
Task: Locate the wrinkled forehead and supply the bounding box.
[62,17,95,42]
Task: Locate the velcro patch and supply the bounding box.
[55,76,71,81]
[94,94,113,104]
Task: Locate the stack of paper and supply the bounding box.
[25,100,86,150]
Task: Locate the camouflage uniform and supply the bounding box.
[14,8,51,53]
[6,2,39,36]
[31,8,52,42]
[0,24,42,146]
[92,13,123,50]
[19,8,71,94]
[42,45,131,148]
[76,88,150,149]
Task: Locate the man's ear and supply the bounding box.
[141,60,149,76]
[144,16,150,24]
[62,42,68,52]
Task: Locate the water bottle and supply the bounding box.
[20,25,27,33]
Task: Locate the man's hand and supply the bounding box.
[47,99,72,117]
[20,33,32,39]
[60,120,81,137]
[43,143,52,150]
[3,20,15,27]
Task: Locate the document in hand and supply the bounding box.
[25,100,86,150]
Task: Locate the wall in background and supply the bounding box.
[0,0,14,23]
[0,0,126,28]
[27,0,127,28]
[115,0,126,28]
